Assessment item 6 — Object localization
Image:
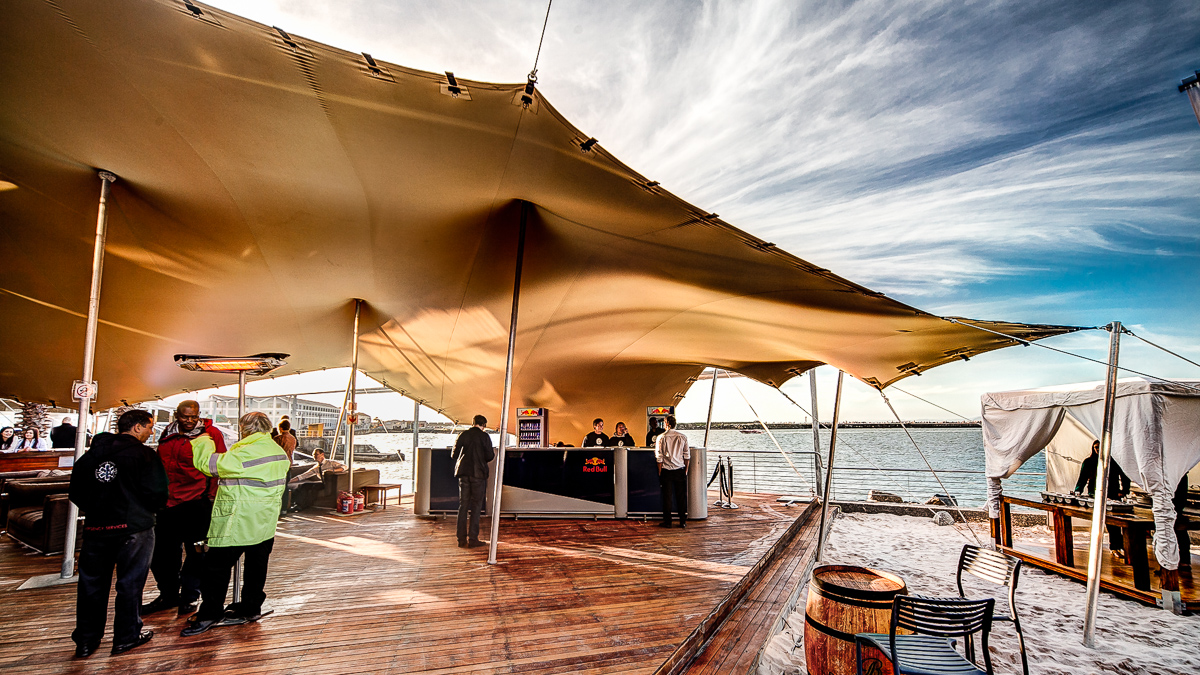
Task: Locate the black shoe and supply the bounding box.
[457,540,467,548]
[679,521,687,529]
[467,540,485,548]
[74,641,100,658]
[140,595,178,615]
[181,618,219,637]
[178,600,199,614]
[111,630,153,655]
[658,521,671,528]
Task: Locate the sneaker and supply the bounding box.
[111,629,153,655]
[140,596,178,616]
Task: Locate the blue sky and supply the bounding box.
[183,0,1200,423]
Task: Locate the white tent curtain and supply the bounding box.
[982,378,1200,570]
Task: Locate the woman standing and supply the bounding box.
[13,427,46,450]
[0,427,16,451]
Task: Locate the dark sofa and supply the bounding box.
[4,477,74,554]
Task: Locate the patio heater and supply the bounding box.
[1181,71,1200,127]
[175,352,288,604]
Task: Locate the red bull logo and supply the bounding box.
[582,456,608,473]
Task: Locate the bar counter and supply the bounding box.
[415,446,708,520]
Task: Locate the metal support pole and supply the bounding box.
[347,300,361,495]
[329,379,352,463]
[232,369,247,604]
[412,398,420,484]
[703,368,718,447]
[1083,322,1122,647]
[814,370,844,563]
[487,202,528,565]
[810,369,823,499]
[61,170,116,579]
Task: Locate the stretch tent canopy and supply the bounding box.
[982,378,1200,570]
[0,0,1079,440]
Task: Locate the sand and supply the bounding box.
[760,512,1200,675]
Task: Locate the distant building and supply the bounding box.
[199,394,342,432]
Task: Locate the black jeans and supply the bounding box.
[73,528,155,646]
[150,499,211,603]
[660,468,688,525]
[457,476,486,544]
[195,538,275,621]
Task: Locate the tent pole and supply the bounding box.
[231,369,247,603]
[488,202,528,565]
[412,398,419,484]
[1082,321,1121,648]
[61,171,116,579]
[814,370,844,562]
[329,379,351,463]
[810,369,823,499]
[347,300,362,495]
[703,368,718,447]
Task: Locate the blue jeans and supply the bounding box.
[457,476,486,544]
[73,528,155,646]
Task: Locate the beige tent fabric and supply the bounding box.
[0,0,1079,440]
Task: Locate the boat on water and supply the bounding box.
[739,425,764,434]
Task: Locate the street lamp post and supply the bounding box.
[174,353,288,604]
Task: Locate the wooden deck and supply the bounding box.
[0,492,818,674]
[1004,537,1200,610]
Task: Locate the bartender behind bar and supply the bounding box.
[583,418,609,447]
[606,422,636,447]
[1075,439,1131,558]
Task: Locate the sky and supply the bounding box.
[107,0,1200,427]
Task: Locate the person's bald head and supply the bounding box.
[176,400,201,433]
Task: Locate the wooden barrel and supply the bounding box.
[804,564,907,675]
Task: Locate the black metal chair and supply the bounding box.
[957,544,1027,675]
[855,595,995,675]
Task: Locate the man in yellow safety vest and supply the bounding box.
[181,412,290,636]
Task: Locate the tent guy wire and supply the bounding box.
[1126,330,1200,372]
[730,377,814,493]
[878,389,983,546]
[943,319,1200,395]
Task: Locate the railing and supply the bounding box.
[704,448,1045,509]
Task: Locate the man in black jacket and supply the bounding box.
[69,409,168,658]
[451,414,494,548]
[1075,439,1132,557]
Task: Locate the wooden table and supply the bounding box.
[359,482,403,509]
[993,495,1198,592]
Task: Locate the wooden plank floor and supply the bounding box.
[1006,536,1200,609]
[679,501,819,674]
[0,491,817,674]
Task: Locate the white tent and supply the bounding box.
[982,378,1200,570]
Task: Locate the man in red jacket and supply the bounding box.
[141,400,227,615]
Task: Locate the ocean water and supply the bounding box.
[336,427,1045,509]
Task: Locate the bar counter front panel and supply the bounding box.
[416,446,707,519]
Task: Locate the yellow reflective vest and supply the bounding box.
[194,431,290,547]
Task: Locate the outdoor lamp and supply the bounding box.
[1181,71,1200,127]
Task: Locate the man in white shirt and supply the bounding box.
[654,415,690,528]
